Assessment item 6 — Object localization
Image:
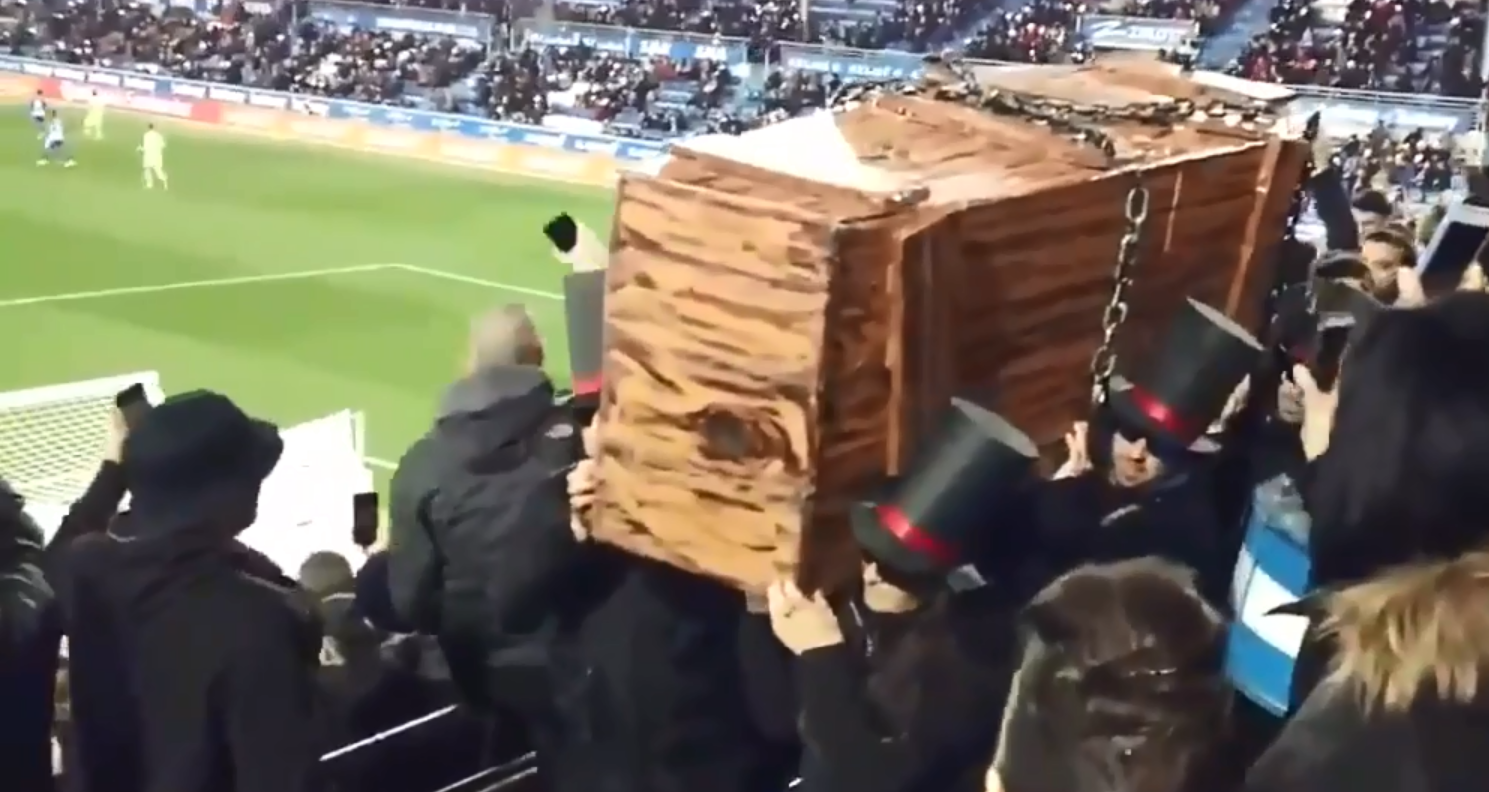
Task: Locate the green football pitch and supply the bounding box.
[0,110,614,487]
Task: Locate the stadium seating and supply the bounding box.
[2,0,1477,199]
[1230,0,1486,96]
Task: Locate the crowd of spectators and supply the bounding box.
[6,95,1489,792]
[1230,0,1486,97]
[961,0,1091,65]
[9,3,1489,792]
[1333,122,1461,199]
[0,0,1483,180]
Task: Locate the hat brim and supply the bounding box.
[128,419,284,531]
[850,502,942,577]
[245,418,285,481]
[1107,377,1219,455]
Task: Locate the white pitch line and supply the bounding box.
[0,263,396,309]
[366,456,398,471]
[392,264,563,300]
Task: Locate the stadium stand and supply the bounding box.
[5,0,1489,788]
[0,0,1482,198]
[1230,0,1487,96]
[4,0,1481,206]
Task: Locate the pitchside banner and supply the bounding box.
[776,42,923,80]
[513,20,748,64]
[307,1,495,44]
[0,55,668,171]
[1079,15,1196,52]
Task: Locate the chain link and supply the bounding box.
[1089,183,1151,404]
[825,63,1297,403]
[829,70,1278,168]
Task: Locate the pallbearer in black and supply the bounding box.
[1035,297,1265,609]
[851,398,1040,576]
[1107,298,1264,454]
[760,399,1039,792]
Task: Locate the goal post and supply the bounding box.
[0,373,375,574]
[242,408,375,574]
[0,372,165,531]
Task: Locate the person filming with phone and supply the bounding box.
[48,389,326,792]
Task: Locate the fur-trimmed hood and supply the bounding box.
[1319,550,1489,713]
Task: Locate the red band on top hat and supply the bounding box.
[1126,384,1198,442]
[874,504,957,566]
[572,373,602,396]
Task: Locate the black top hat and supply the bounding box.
[563,271,605,397]
[1109,298,1263,454]
[122,390,283,536]
[851,398,1038,576]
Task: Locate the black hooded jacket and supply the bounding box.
[386,365,583,710]
[0,477,60,792]
[82,521,325,792]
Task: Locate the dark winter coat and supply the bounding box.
[87,522,325,792]
[386,365,583,712]
[1034,467,1229,606]
[559,549,767,792]
[1244,550,1489,792]
[0,476,60,792]
[44,462,134,792]
[744,587,1013,792]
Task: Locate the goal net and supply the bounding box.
[0,372,166,529]
[0,373,376,574]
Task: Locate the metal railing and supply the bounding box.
[318,703,537,792]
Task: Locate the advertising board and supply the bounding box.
[0,74,35,97]
[0,56,666,174]
[27,71,622,185]
[307,0,495,43]
[1289,97,1472,135]
[513,20,748,64]
[1079,15,1197,52]
[215,106,622,183]
[776,42,923,80]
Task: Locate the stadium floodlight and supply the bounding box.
[0,372,166,533]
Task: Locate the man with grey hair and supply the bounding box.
[385,299,585,767]
[465,304,545,373]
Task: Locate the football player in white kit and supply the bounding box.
[139,123,168,190]
[28,90,47,137]
[83,90,107,140]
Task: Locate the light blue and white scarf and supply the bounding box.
[1226,491,1314,716]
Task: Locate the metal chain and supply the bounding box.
[829,72,1277,167]
[1090,183,1152,404]
[824,61,1287,403]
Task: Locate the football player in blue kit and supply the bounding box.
[38,111,76,168]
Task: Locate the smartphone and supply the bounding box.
[1419,196,1489,295]
[114,383,152,429]
[352,492,379,549]
[1308,321,1354,392]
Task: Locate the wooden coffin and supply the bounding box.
[591,62,1310,594]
